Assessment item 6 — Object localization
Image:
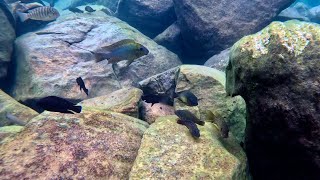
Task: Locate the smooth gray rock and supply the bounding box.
[204,48,230,72]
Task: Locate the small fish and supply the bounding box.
[100,8,112,15]
[76,77,88,96]
[174,90,198,106]
[5,113,26,126]
[205,110,229,138]
[17,6,59,22]
[94,39,149,67]
[84,6,95,12]
[175,110,205,126]
[37,96,82,114]
[68,7,83,13]
[177,119,200,138]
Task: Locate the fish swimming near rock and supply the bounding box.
[205,110,229,138]
[100,8,112,15]
[68,7,83,13]
[94,39,149,67]
[37,96,82,114]
[177,119,200,138]
[5,113,27,126]
[174,90,198,106]
[76,77,88,96]
[84,6,95,12]
[16,6,59,22]
[175,110,205,126]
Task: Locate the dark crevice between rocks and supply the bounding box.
[1,48,18,94]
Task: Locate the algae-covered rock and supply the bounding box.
[80,87,143,118]
[226,20,320,179]
[129,116,248,179]
[0,90,38,126]
[0,125,24,143]
[0,110,149,179]
[175,65,246,142]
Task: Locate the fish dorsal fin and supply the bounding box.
[101,39,136,51]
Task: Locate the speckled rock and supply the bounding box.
[140,101,175,124]
[0,110,149,179]
[175,65,246,142]
[0,2,15,81]
[11,12,181,104]
[80,87,143,118]
[226,20,320,179]
[204,48,231,72]
[0,90,39,126]
[0,125,24,144]
[116,0,176,38]
[129,116,248,179]
[172,0,295,60]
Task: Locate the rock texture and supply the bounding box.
[80,87,143,118]
[226,20,320,179]
[0,110,149,179]
[204,48,231,72]
[0,125,23,144]
[12,13,181,104]
[0,90,39,126]
[116,0,176,38]
[173,0,295,59]
[140,101,175,124]
[175,65,246,142]
[129,116,248,179]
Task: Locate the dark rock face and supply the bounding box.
[226,21,320,179]
[204,48,230,72]
[173,0,295,60]
[116,0,176,38]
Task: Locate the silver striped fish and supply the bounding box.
[17,6,59,22]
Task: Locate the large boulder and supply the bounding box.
[175,65,246,142]
[172,0,295,60]
[0,110,149,179]
[11,13,181,104]
[204,48,231,72]
[0,90,39,126]
[0,125,23,144]
[0,1,15,81]
[226,20,320,179]
[116,0,176,38]
[129,116,248,179]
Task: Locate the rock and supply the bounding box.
[172,0,295,60]
[11,13,181,105]
[0,125,24,144]
[0,90,39,126]
[154,22,183,56]
[204,48,231,72]
[140,101,175,124]
[0,1,15,81]
[96,0,119,12]
[80,87,143,118]
[129,116,248,179]
[310,5,320,23]
[226,20,320,179]
[277,6,310,21]
[175,65,246,142]
[0,110,149,179]
[116,0,176,38]
[139,67,178,104]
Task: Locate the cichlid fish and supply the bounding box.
[37,96,82,114]
[68,7,83,13]
[177,119,200,138]
[84,6,95,12]
[175,110,205,126]
[5,113,27,126]
[94,39,149,67]
[17,6,59,22]
[76,77,88,96]
[100,8,112,15]
[174,90,198,106]
[205,110,229,138]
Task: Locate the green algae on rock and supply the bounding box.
[0,110,149,179]
[175,65,246,142]
[80,87,143,118]
[0,125,24,144]
[0,90,39,126]
[129,116,248,179]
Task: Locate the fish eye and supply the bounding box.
[139,47,144,51]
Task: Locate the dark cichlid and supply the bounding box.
[76,77,88,96]
[68,7,83,13]
[84,6,95,12]
[205,110,229,138]
[37,96,82,114]
[177,119,200,138]
[94,39,149,67]
[17,6,59,22]
[175,110,205,126]
[175,90,198,106]
[5,113,26,126]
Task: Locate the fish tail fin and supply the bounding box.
[71,105,82,113]
[84,88,89,96]
[17,11,29,22]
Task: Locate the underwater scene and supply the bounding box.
[0,0,319,179]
